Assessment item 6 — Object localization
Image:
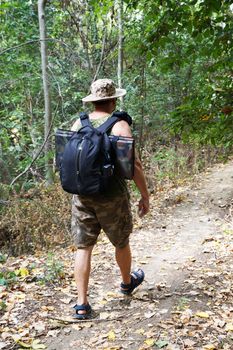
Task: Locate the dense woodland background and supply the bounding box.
[0,0,232,254]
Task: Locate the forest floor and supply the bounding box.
[0,161,233,350]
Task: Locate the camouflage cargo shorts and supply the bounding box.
[71,192,133,248]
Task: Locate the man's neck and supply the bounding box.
[90,107,115,119]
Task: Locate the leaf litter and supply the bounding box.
[0,162,233,349]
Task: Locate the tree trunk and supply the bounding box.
[27,92,38,158]
[138,64,146,159]
[38,0,53,184]
[117,0,123,110]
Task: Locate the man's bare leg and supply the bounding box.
[74,246,94,313]
[115,243,132,285]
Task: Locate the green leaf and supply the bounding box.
[0,254,7,263]
[155,340,169,348]
[31,339,47,349]
[0,278,7,286]
[17,341,31,348]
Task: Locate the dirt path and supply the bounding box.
[2,162,232,350]
[42,161,233,350]
[144,160,233,294]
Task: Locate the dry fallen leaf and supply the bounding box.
[135,328,145,335]
[11,335,21,343]
[180,309,193,323]
[60,297,72,304]
[0,342,9,350]
[107,330,116,341]
[16,340,31,348]
[214,319,225,328]
[99,312,109,320]
[184,339,196,347]
[33,322,46,333]
[47,329,61,337]
[144,311,156,319]
[144,338,155,346]
[203,344,216,350]
[225,323,233,332]
[71,325,82,331]
[106,291,119,298]
[196,311,209,318]
[41,306,54,311]
[166,345,180,350]
[1,332,11,341]
[31,339,47,349]
[138,260,148,265]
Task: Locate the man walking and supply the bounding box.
[71,79,150,319]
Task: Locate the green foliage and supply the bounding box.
[0,270,18,286]
[0,0,232,191]
[0,300,7,314]
[122,0,233,148]
[152,148,187,180]
[0,253,7,264]
[177,296,190,311]
[0,254,63,294]
[144,141,230,193]
[40,253,65,284]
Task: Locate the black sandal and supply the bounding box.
[73,303,92,320]
[120,269,145,295]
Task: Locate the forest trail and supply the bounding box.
[1,161,233,350]
[44,161,233,349]
[144,159,233,297]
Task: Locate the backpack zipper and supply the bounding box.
[76,138,84,176]
[76,138,85,190]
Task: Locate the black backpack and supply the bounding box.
[60,111,131,195]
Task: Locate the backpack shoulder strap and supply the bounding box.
[111,111,132,126]
[97,116,119,133]
[79,112,90,127]
[97,111,132,133]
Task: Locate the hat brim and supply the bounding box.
[82,88,127,102]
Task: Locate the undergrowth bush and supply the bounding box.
[0,183,72,256]
[143,141,231,193]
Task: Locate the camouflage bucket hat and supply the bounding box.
[82,79,126,102]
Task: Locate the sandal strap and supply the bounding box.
[120,269,145,295]
[73,303,91,312]
[131,268,144,281]
[120,281,132,289]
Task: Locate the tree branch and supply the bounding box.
[92,27,107,83]
[0,39,71,56]
[10,102,59,187]
[0,200,10,206]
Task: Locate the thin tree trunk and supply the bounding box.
[27,92,38,158]
[67,3,92,71]
[92,27,107,83]
[138,64,146,159]
[117,0,123,110]
[85,0,92,72]
[38,0,53,184]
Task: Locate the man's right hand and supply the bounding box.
[138,196,150,217]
